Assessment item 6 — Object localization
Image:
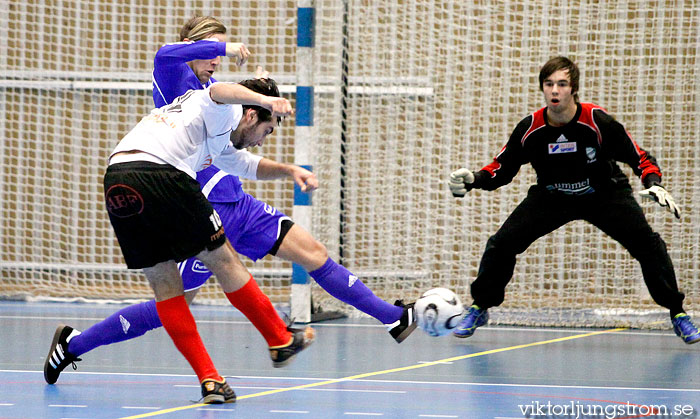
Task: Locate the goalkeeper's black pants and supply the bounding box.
[470,184,685,316]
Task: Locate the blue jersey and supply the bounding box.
[152,39,245,202]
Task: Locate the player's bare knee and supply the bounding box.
[304,239,329,270]
[196,242,233,267]
[184,289,199,304]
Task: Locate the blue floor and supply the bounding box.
[1,301,699,418]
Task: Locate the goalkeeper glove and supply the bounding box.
[449,168,475,198]
[639,185,681,219]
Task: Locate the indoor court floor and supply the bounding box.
[1,300,699,418]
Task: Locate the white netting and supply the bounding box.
[1,0,698,328]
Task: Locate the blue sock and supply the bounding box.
[309,258,403,324]
[67,300,162,357]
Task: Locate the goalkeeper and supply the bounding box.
[448,56,698,344]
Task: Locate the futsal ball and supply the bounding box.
[415,288,465,337]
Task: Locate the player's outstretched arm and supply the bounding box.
[209,83,293,118]
[639,184,681,220]
[448,168,475,198]
[256,158,318,192]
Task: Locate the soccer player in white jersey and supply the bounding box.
[53,80,299,403]
[45,17,418,393]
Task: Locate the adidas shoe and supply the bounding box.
[453,305,489,338]
[672,313,700,344]
[269,325,315,368]
[386,300,417,343]
[201,378,236,404]
[44,324,82,384]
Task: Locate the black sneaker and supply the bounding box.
[386,300,417,343]
[44,324,82,384]
[269,325,315,368]
[201,378,236,404]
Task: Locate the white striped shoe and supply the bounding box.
[43,324,82,384]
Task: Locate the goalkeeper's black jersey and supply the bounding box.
[473,103,662,195]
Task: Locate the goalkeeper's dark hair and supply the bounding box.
[539,56,580,103]
[238,78,283,125]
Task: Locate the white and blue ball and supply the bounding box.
[415,288,465,337]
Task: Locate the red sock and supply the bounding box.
[156,296,220,382]
[225,275,291,347]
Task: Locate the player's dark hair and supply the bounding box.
[238,78,283,125]
[539,56,580,102]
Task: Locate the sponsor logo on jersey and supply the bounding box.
[264,204,276,215]
[556,134,569,143]
[548,142,577,154]
[144,112,176,129]
[546,178,594,195]
[201,155,213,170]
[192,260,211,274]
[348,275,358,287]
[586,147,597,162]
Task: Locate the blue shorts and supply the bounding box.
[178,193,291,291]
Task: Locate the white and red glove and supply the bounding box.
[448,168,475,198]
[639,185,681,219]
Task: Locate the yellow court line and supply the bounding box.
[119,327,627,419]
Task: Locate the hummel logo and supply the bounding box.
[119,315,131,334]
[348,275,358,287]
[556,134,568,143]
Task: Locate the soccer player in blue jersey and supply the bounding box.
[45,16,416,386]
[448,56,699,344]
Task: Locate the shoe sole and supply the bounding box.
[202,394,236,404]
[272,327,315,368]
[684,335,700,344]
[44,324,67,384]
[453,330,475,339]
[394,322,418,343]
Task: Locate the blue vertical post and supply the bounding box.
[291,0,315,323]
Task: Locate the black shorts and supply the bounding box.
[104,162,226,269]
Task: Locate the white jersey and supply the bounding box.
[111,86,262,180]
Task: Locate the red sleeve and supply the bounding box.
[473,112,540,191]
[591,106,662,188]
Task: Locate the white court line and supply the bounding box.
[121,407,161,410]
[0,314,678,337]
[269,410,310,414]
[344,413,383,416]
[0,403,14,406]
[3,370,699,393]
[49,404,87,408]
[173,384,405,394]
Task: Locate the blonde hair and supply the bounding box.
[179,16,227,41]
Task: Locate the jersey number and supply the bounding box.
[209,211,222,231]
